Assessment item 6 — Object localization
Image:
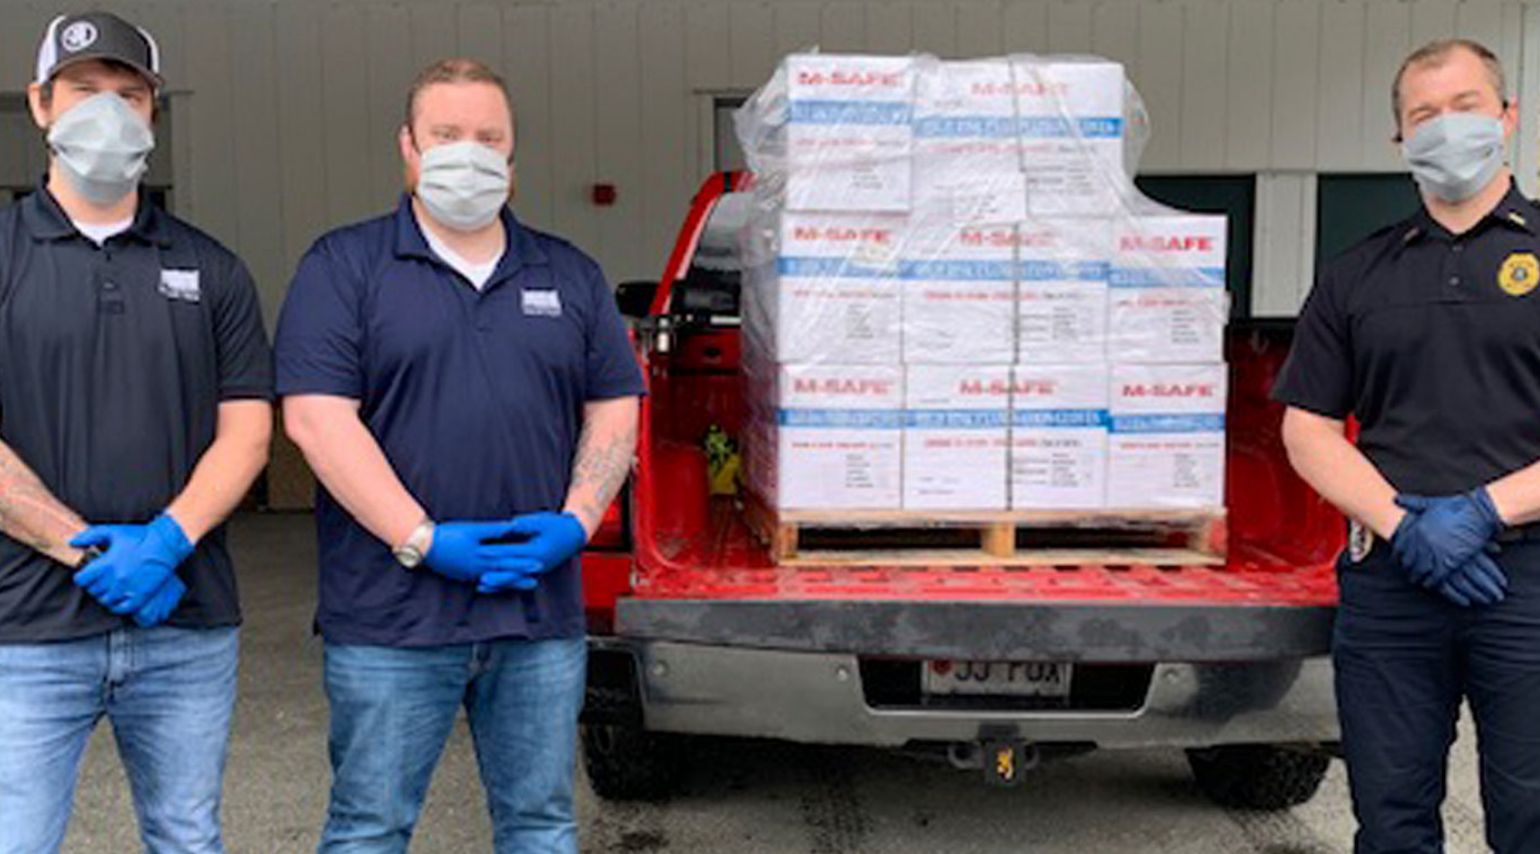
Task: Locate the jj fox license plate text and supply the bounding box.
[923,661,1073,697]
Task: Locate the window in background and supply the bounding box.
[713,95,749,174]
[1316,173,1421,266]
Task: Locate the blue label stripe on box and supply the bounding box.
[898,259,1017,281]
[789,100,914,126]
[1107,267,1226,288]
[913,115,1124,139]
[778,409,904,429]
[904,409,1011,429]
[1018,116,1124,139]
[1012,408,1109,428]
[1109,414,1225,434]
[777,257,896,279]
[1020,260,1111,282]
[912,115,1023,139]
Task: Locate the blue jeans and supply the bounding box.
[1336,543,1540,853]
[319,637,586,854]
[0,626,239,854]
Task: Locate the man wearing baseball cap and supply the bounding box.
[0,11,272,853]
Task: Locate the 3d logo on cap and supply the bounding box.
[35,12,163,89]
[60,21,97,53]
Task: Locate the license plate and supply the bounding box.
[922,660,1073,697]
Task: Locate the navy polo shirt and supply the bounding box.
[0,185,273,642]
[274,196,645,647]
[1274,181,1540,495]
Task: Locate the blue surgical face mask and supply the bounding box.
[47,92,155,205]
[1401,112,1507,203]
[415,141,511,232]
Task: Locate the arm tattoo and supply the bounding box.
[0,441,87,563]
[566,414,638,529]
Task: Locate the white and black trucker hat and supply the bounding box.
[35,11,162,89]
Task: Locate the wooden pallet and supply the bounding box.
[742,493,1226,567]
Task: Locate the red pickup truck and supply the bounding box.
[578,172,1343,810]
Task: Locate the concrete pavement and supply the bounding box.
[61,514,1488,853]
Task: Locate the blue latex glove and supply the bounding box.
[1390,489,1505,589]
[1433,550,1508,607]
[132,575,187,627]
[475,512,588,594]
[71,514,194,615]
[475,560,543,595]
[424,519,529,584]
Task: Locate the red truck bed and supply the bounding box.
[578,174,1342,667]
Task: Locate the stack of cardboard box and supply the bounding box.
[740,52,1228,513]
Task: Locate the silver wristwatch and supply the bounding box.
[393,519,436,569]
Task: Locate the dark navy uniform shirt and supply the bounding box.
[1274,180,1540,496]
[273,196,645,648]
[0,185,274,642]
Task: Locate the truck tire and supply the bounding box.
[1186,745,1330,810]
[581,722,684,801]
[580,683,684,802]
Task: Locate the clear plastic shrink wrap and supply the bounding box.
[736,52,1229,513]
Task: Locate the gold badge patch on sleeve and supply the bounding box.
[1499,252,1540,296]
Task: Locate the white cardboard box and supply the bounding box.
[912,59,1027,224]
[1011,60,1128,217]
[785,54,915,212]
[1016,219,1110,363]
[903,364,1012,510]
[901,221,1018,364]
[748,362,904,510]
[744,211,907,364]
[1108,214,1230,363]
[1106,363,1227,509]
[1009,363,1109,510]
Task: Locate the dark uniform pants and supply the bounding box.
[1335,542,1540,854]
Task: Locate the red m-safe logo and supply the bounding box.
[1121,383,1215,398]
[958,229,1054,249]
[1120,235,1215,252]
[793,377,895,396]
[793,226,893,243]
[971,81,1070,98]
[797,70,904,87]
[958,378,1057,396]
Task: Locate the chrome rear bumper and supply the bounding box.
[598,639,1338,749]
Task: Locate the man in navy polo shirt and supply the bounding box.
[0,11,273,854]
[275,57,643,853]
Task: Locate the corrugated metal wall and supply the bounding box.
[2,0,1536,507]
[3,0,1536,323]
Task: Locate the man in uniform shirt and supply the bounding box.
[0,11,273,854]
[1277,39,1540,853]
[275,58,643,853]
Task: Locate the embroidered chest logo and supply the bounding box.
[521,288,561,317]
[158,269,201,303]
[1499,252,1540,297]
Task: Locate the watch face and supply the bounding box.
[395,547,423,568]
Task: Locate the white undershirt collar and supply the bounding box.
[72,216,134,247]
[417,215,504,291]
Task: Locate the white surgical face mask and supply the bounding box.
[1401,112,1507,203]
[47,92,155,205]
[415,141,510,232]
